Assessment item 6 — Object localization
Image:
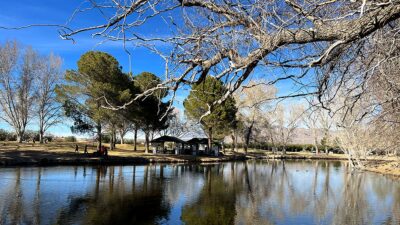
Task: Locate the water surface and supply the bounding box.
[0,160,399,225]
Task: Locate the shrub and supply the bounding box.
[65,136,77,142]
[225,142,340,153]
[102,135,111,143]
[0,129,9,141]
[0,129,17,141]
[43,135,54,142]
[22,130,40,141]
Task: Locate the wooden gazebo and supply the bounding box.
[150,135,187,154]
[187,138,208,155]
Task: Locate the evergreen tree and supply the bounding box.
[57,51,134,150]
[183,76,237,153]
[133,72,171,153]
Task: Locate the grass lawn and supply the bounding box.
[0,141,245,166]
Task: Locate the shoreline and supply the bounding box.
[249,153,400,178]
[0,152,247,167]
[363,161,400,178]
[0,142,398,178]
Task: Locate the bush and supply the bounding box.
[23,130,40,141]
[123,139,135,144]
[6,134,17,141]
[102,135,111,143]
[225,141,340,153]
[0,129,9,141]
[44,135,54,142]
[0,129,16,141]
[65,136,77,142]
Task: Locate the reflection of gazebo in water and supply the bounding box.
[150,135,187,154]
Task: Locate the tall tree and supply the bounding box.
[0,41,38,143]
[133,72,171,153]
[57,51,133,150]
[117,119,133,145]
[270,104,303,155]
[234,80,276,153]
[36,53,63,143]
[183,76,237,153]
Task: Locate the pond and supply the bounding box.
[0,160,399,225]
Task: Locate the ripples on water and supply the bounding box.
[0,160,399,225]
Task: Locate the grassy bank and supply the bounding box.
[242,148,400,177]
[0,141,246,167]
[363,161,400,178]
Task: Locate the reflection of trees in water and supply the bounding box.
[0,162,400,224]
[54,165,170,225]
[164,165,204,206]
[330,163,400,225]
[369,170,400,220]
[9,168,24,224]
[0,168,44,225]
[332,170,370,225]
[181,161,400,225]
[181,164,237,225]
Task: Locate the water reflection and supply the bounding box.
[0,161,399,225]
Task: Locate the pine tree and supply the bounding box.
[183,76,237,153]
[133,72,171,153]
[57,51,134,150]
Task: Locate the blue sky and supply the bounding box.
[0,0,175,137]
[0,0,306,137]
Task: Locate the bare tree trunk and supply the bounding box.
[144,131,150,154]
[270,135,277,154]
[133,127,138,151]
[16,132,23,143]
[119,130,125,144]
[244,120,254,154]
[231,133,236,152]
[207,127,213,155]
[97,123,102,151]
[113,129,117,149]
[110,133,114,150]
[39,130,44,144]
[110,131,115,150]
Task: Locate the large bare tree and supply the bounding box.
[2,1,400,118]
[36,54,63,143]
[21,1,396,113]
[234,80,276,153]
[266,104,304,155]
[0,41,38,142]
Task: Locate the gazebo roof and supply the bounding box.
[150,135,186,144]
[187,138,208,144]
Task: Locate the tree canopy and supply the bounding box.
[57,51,135,149]
[184,76,237,151]
[133,72,172,153]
